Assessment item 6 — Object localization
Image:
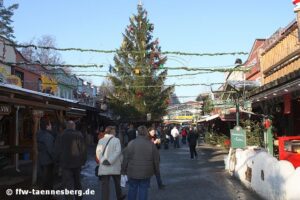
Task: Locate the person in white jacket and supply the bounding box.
[96,126,126,200]
[171,126,180,148]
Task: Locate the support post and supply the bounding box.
[32,110,43,185]
[15,106,20,172]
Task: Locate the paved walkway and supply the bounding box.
[1,142,262,200]
[79,142,261,200]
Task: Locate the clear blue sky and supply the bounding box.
[5,0,296,102]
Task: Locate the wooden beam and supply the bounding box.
[0,95,67,110]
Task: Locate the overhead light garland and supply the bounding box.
[6,43,248,57]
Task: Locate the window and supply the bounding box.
[15,70,24,87]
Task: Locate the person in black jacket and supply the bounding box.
[55,120,87,200]
[37,118,55,193]
[187,127,198,159]
[126,124,137,144]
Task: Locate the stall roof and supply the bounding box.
[0,83,97,111]
[197,114,220,123]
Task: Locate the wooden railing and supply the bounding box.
[261,27,300,85]
[261,28,299,74]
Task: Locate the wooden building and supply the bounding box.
[249,20,300,136]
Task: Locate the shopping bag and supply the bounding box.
[120,175,128,187]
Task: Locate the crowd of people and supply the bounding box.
[36,119,201,200]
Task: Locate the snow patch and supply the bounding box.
[227,148,300,200]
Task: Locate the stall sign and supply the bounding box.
[230,126,246,149]
[0,104,11,115]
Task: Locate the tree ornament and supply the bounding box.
[136,91,143,98]
[130,15,135,21]
[128,25,134,32]
[141,41,146,48]
[159,64,164,69]
[122,40,127,49]
[165,99,171,105]
[134,68,140,75]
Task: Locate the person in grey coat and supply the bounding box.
[37,118,55,192]
[122,125,160,200]
[55,120,87,200]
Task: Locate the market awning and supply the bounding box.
[164,119,192,124]
[248,68,300,102]
[197,114,220,123]
[220,107,256,121]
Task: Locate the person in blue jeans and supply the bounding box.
[122,125,160,200]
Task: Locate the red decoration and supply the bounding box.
[293,0,300,5]
[165,99,171,105]
[136,91,143,98]
[224,139,231,148]
[264,119,271,129]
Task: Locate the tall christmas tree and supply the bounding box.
[108,3,173,121]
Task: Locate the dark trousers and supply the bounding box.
[40,163,54,200]
[189,144,197,159]
[182,136,187,144]
[174,137,180,148]
[155,173,163,187]
[62,167,82,200]
[101,175,122,200]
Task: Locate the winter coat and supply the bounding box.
[122,135,160,179]
[54,129,87,169]
[37,130,55,166]
[187,131,199,146]
[171,128,179,138]
[96,134,122,175]
[127,128,137,143]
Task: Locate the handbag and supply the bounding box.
[95,136,114,177]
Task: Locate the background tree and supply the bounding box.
[196,94,214,115]
[0,1,18,40]
[108,4,174,121]
[20,35,70,73]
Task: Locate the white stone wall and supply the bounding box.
[226,148,300,200]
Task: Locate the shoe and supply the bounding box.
[159,184,166,190]
[119,194,126,200]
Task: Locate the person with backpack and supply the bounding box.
[54,121,87,200]
[96,126,126,200]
